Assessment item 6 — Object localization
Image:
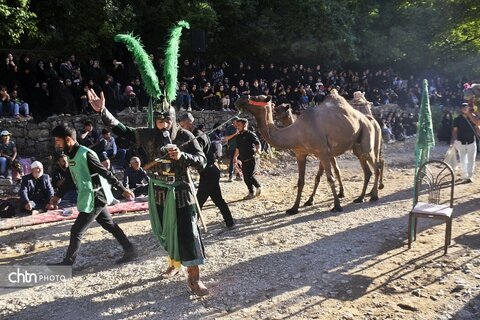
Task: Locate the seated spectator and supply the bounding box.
[100,128,126,168]
[177,82,192,111]
[19,161,55,214]
[123,157,149,197]
[197,84,215,110]
[0,130,22,180]
[51,154,77,204]
[381,120,395,143]
[9,89,30,119]
[209,122,224,161]
[0,85,14,117]
[99,153,120,204]
[215,85,230,111]
[79,120,101,151]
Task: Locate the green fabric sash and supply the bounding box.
[148,178,183,262]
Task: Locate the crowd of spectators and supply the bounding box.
[0,52,470,123]
[0,51,474,186]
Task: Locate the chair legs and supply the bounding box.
[408,213,415,249]
[444,218,452,255]
[408,213,452,255]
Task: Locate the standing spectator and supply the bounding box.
[451,103,477,183]
[19,161,55,214]
[121,85,140,113]
[4,53,18,89]
[51,78,77,115]
[234,118,262,199]
[132,78,148,107]
[437,111,453,144]
[180,59,195,86]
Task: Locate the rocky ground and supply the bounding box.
[0,138,479,320]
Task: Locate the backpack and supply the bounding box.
[0,200,16,218]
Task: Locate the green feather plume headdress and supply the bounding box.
[163,20,190,104]
[114,21,189,127]
[114,33,161,99]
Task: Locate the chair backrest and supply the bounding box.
[414,160,454,207]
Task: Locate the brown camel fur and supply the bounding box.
[235,93,383,213]
[273,103,384,207]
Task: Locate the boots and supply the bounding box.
[187,266,208,296]
[115,246,138,264]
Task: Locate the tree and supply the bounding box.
[0,0,37,46]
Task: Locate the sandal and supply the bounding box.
[188,279,209,296]
[187,266,209,296]
[160,266,181,279]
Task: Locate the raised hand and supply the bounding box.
[87,89,106,113]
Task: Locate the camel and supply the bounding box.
[273,103,384,207]
[235,92,383,213]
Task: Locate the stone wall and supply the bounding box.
[0,111,254,160]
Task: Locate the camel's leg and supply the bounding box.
[287,153,307,215]
[331,157,344,198]
[366,154,380,202]
[378,156,385,190]
[305,156,343,207]
[320,155,342,212]
[304,161,324,207]
[352,145,372,203]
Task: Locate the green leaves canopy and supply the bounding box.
[3,0,480,77]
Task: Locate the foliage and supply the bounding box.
[0,0,37,46]
[3,0,480,78]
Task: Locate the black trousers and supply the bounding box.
[196,165,234,227]
[64,205,132,264]
[242,158,261,193]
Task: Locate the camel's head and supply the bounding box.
[235,95,272,110]
[273,103,292,121]
[464,84,480,101]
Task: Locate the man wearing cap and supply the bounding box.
[179,112,235,229]
[0,130,22,179]
[49,125,137,266]
[88,89,209,296]
[234,118,262,199]
[451,102,477,183]
[19,161,55,214]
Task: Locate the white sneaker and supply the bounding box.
[179,107,186,111]
[187,107,192,112]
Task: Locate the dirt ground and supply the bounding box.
[0,138,479,320]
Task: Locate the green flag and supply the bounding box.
[413,79,435,202]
